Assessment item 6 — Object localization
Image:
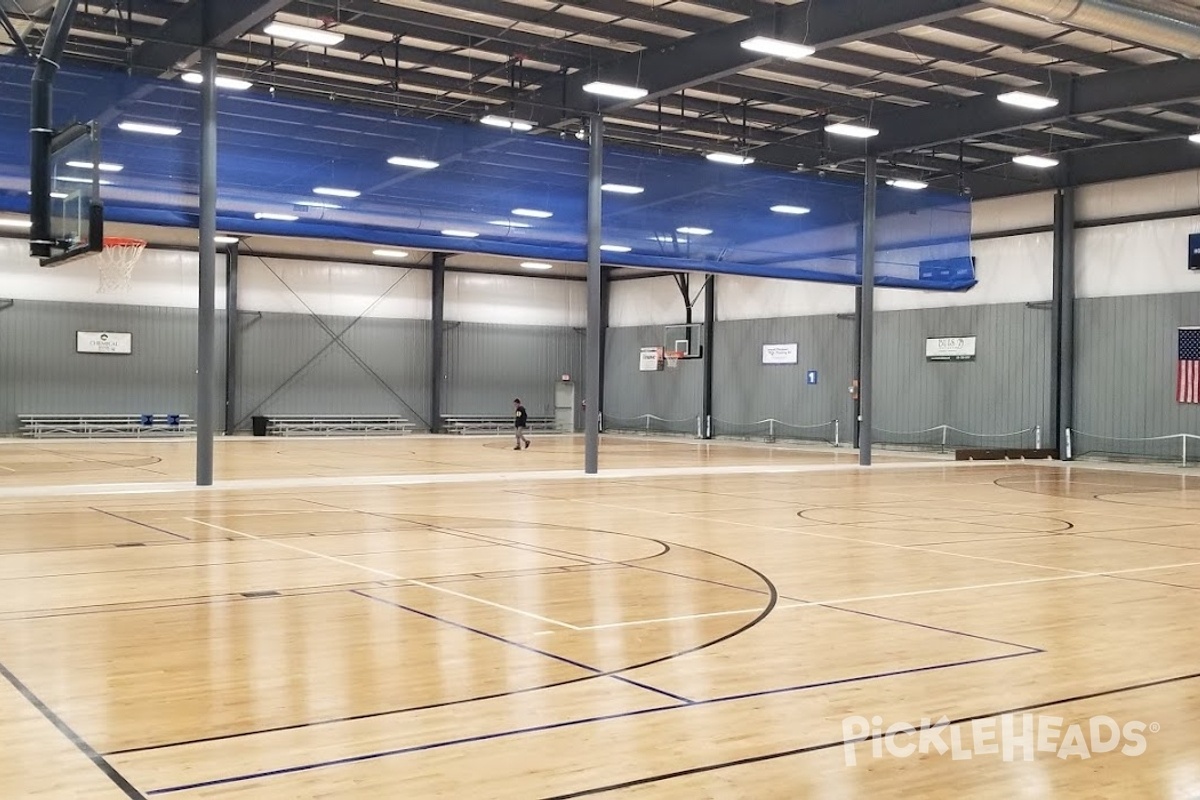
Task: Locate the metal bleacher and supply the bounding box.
[441,414,557,435]
[264,415,414,436]
[19,413,196,438]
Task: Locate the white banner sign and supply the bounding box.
[925,336,976,361]
[639,346,663,371]
[762,343,798,365]
[77,331,132,355]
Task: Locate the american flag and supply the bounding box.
[1179,328,1200,404]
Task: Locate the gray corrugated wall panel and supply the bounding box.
[712,316,856,433]
[0,299,225,435]
[443,323,584,419]
[872,303,1052,441]
[1075,292,1200,450]
[235,312,430,429]
[604,325,703,429]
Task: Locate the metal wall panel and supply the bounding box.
[1075,292,1200,458]
[0,299,225,434]
[235,312,430,429]
[443,323,584,421]
[603,325,704,434]
[872,302,1052,447]
[713,316,855,442]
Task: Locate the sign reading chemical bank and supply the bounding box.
[77,331,133,355]
[925,336,976,361]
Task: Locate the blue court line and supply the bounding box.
[352,589,695,704]
[0,660,145,799]
[143,648,1034,795]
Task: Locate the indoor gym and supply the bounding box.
[2,1,1200,799]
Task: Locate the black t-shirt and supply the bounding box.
[514,405,528,427]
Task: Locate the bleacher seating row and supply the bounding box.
[263,415,413,436]
[441,414,557,434]
[19,413,196,438]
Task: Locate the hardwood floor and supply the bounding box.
[1,435,1198,798]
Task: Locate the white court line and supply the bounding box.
[183,517,581,630]
[0,465,15,472]
[576,558,1200,631]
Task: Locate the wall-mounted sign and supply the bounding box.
[77,331,132,354]
[925,336,976,361]
[762,343,798,364]
[639,346,663,371]
[806,370,818,385]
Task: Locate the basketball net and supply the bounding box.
[96,236,147,293]
[665,350,684,369]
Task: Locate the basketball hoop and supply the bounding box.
[96,236,147,293]
[665,350,685,369]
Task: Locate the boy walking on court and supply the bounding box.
[513,398,530,450]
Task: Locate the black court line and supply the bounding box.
[89,508,191,541]
[353,589,693,704]
[541,667,1200,799]
[108,540,779,757]
[142,649,1034,796]
[0,660,145,799]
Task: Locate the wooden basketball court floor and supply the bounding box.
[1,435,1198,799]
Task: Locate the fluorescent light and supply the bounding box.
[582,81,648,100]
[600,244,631,253]
[214,236,239,244]
[771,204,811,214]
[314,186,360,198]
[520,261,554,270]
[118,121,181,136]
[480,115,533,132]
[825,122,879,138]
[998,91,1059,110]
[50,192,68,199]
[181,73,253,90]
[373,249,409,259]
[1189,133,1200,144]
[66,160,123,172]
[295,200,341,209]
[441,229,478,237]
[676,226,712,236]
[263,22,344,47]
[388,156,440,169]
[0,218,32,229]
[512,208,553,218]
[706,152,755,166]
[1013,154,1059,168]
[55,176,112,185]
[650,234,676,243]
[602,183,645,194]
[488,220,531,228]
[740,36,815,60]
[886,178,928,190]
[255,212,298,221]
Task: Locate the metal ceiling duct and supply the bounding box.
[985,0,1200,58]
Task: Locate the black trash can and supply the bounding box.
[251,416,269,437]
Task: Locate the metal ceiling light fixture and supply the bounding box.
[983,0,1200,58]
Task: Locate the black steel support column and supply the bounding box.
[584,114,604,474]
[597,264,610,430]
[28,0,79,259]
[857,157,877,467]
[702,274,715,439]
[853,285,862,446]
[1051,188,1077,458]
[224,243,238,435]
[196,48,217,486]
[430,252,447,433]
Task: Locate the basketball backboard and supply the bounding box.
[663,322,704,359]
[39,121,105,266]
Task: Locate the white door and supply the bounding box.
[554,381,575,432]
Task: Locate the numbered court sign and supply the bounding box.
[77,331,132,354]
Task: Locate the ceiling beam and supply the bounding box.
[522,0,987,127]
[131,0,292,73]
[849,58,1200,155]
